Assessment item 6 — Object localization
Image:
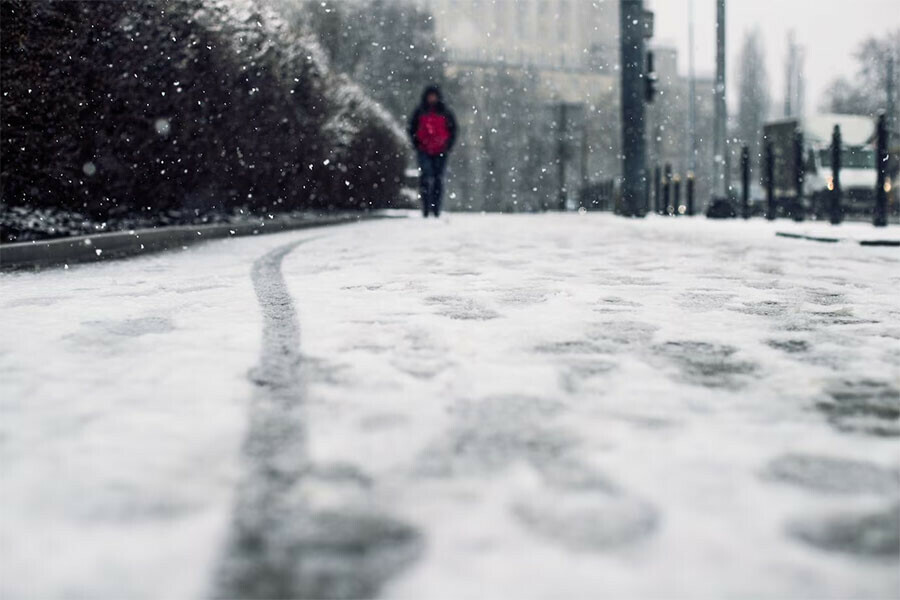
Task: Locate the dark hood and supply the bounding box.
[420,85,445,110]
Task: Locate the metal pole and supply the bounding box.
[887,56,895,151]
[830,124,843,225]
[725,144,733,199]
[875,111,888,227]
[793,129,805,221]
[741,145,750,219]
[619,0,648,217]
[645,172,652,215]
[558,103,568,211]
[688,0,697,174]
[673,174,682,215]
[765,142,776,220]
[713,0,727,198]
[663,163,672,215]
[654,165,661,214]
[687,173,695,216]
[580,115,589,190]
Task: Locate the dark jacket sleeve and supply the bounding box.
[408,108,422,149]
[445,109,458,151]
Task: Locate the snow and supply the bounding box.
[0,232,309,598]
[1,214,898,599]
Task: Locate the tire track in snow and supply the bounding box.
[212,238,421,599]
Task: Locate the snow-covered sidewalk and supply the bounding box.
[1,214,898,598]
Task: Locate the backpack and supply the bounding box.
[416,112,451,156]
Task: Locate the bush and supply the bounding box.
[0,0,408,228]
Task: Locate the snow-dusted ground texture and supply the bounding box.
[1,214,898,599]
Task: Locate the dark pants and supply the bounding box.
[417,151,447,217]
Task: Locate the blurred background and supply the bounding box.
[2,0,898,239]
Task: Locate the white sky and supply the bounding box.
[646,0,900,115]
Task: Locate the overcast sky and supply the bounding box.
[646,0,900,115]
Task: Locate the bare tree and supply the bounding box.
[821,77,876,115]
[820,28,900,122]
[783,30,805,118]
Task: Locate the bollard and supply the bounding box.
[830,124,843,225]
[673,174,682,215]
[557,103,568,212]
[792,129,805,221]
[874,112,888,227]
[654,165,662,214]
[741,145,750,219]
[686,173,695,216]
[663,163,672,216]
[765,142,776,220]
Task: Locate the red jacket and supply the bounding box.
[408,90,457,156]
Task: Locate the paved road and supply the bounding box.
[1,215,898,598]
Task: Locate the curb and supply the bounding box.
[0,212,402,271]
[775,232,900,247]
[859,239,900,247]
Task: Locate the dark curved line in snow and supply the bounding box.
[212,237,421,600]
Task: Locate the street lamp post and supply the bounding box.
[713,0,727,201]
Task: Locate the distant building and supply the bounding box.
[420,0,619,74]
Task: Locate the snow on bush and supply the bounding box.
[0,0,408,239]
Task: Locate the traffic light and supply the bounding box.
[645,50,658,103]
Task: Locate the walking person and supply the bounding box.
[409,85,457,218]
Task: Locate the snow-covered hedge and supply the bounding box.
[0,0,408,233]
